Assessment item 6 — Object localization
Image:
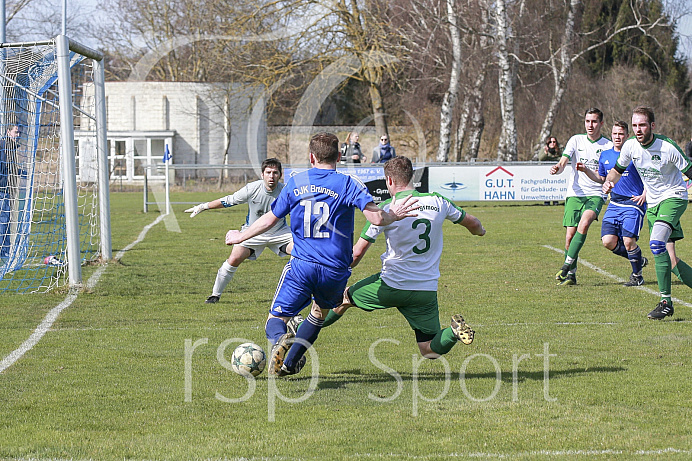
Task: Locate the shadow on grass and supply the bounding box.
[274,366,627,389]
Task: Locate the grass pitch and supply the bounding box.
[1,192,691,460]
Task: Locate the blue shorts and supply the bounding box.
[601,201,645,239]
[270,257,351,317]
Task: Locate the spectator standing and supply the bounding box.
[539,137,561,161]
[371,134,396,163]
[340,131,366,164]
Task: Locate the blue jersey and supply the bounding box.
[598,148,645,206]
[271,168,374,269]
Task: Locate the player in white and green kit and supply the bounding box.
[551,108,613,285]
[321,157,486,358]
[604,107,692,320]
[185,158,293,303]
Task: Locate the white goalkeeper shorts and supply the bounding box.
[239,230,292,260]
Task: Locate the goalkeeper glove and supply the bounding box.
[185,202,209,218]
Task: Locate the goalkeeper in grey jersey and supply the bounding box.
[185,158,293,303]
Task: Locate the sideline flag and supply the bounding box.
[163,144,172,163]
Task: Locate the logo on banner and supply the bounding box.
[483,166,515,200]
[440,175,468,192]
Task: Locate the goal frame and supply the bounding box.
[0,35,111,288]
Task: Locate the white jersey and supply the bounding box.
[220,179,289,235]
[361,191,465,291]
[616,135,691,207]
[562,134,612,198]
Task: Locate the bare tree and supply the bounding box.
[494,0,517,161]
[454,3,492,162]
[509,0,687,159]
[435,0,463,161]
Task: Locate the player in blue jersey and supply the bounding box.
[225,132,419,376]
[577,121,648,286]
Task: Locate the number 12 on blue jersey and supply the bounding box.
[300,200,331,238]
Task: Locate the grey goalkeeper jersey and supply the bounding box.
[220,180,288,235]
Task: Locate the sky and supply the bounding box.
[6,1,692,62]
[679,14,692,60]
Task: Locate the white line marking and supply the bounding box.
[543,245,692,308]
[0,214,166,374]
[348,447,692,458]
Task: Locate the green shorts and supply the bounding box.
[647,198,687,241]
[348,273,441,337]
[563,196,605,227]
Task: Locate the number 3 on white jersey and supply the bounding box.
[300,200,330,238]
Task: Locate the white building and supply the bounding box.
[76,81,267,183]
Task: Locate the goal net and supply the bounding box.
[0,36,110,293]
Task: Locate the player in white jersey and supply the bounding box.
[321,156,486,359]
[604,107,692,320]
[185,158,293,304]
[550,108,613,286]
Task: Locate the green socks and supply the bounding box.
[654,252,672,299]
[672,259,692,289]
[429,328,458,355]
[321,310,343,328]
[566,232,586,265]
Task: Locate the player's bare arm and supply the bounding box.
[225,211,280,245]
[576,162,605,183]
[362,193,419,226]
[350,237,373,268]
[460,213,486,236]
[550,156,568,175]
[603,167,624,194]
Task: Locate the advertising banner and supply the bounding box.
[285,166,429,203]
[285,164,567,202]
[428,165,568,202]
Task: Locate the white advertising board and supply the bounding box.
[428,165,568,201]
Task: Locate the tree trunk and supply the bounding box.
[455,3,491,162]
[363,64,388,137]
[495,0,517,161]
[466,104,485,161]
[436,0,463,162]
[533,0,583,159]
[456,63,488,161]
[218,129,231,189]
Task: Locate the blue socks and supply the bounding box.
[284,313,324,369]
[627,246,644,274]
[611,239,629,258]
[265,317,287,344]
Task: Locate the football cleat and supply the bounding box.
[277,355,306,377]
[647,300,674,320]
[623,273,644,287]
[269,332,294,375]
[205,295,220,304]
[450,314,474,345]
[286,314,305,336]
[555,264,570,281]
[557,273,577,286]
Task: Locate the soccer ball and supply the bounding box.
[43,255,64,266]
[231,342,266,377]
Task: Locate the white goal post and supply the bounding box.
[0,35,111,292]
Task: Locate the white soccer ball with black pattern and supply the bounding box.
[231,342,266,377]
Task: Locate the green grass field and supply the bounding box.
[1,192,691,460]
